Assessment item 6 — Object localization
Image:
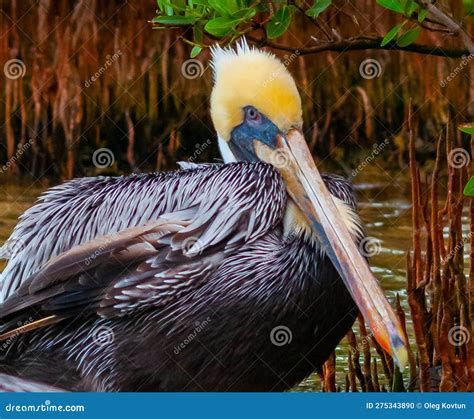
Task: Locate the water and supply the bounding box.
[0,183,47,266]
[0,171,415,391]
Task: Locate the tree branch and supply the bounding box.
[249,36,469,59]
[415,0,474,54]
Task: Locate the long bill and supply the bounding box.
[253,129,408,369]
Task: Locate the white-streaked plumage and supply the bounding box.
[0,39,367,392]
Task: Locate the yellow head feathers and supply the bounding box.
[210,39,302,141]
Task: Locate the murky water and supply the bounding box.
[0,171,416,391]
[0,183,46,255]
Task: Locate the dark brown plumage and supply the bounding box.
[0,162,361,391]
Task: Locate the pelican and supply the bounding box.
[0,40,407,391]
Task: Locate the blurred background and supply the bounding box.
[0,0,472,181]
[0,0,472,392]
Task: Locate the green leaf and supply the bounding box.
[152,15,198,25]
[173,0,187,10]
[207,0,240,15]
[401,0,418,15]
[464,176,474,196]
[190,45,203,58]
[417,8,429,22]
[224,0,240,14]
[157,0,174,16]
[232,7,256,20]
[464,0,474,15]
[381,22,404,46]
[376,0,404,14]
[266,5,294,39]
[204,17,239,36]
[193,22,204,44]
[305,0,332,18]
[391,366,406,392]
[459,123,474,135]
[396,26,420,47]
[209,0,231,16]
[407,3,420,16]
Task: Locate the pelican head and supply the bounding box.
[210,39,408,369]
[211,40,302,160]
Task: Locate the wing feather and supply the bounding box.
[0,163,286,336]
[0,163,285,301]
[0,373,66,392]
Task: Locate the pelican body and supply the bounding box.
[0,163,356,391]
[0,40,407,391]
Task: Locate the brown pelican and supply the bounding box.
[0,40,407,391]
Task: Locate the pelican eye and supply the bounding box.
[245,106,261,123]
